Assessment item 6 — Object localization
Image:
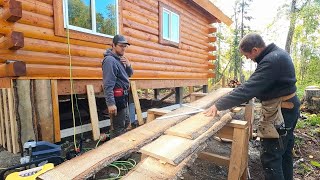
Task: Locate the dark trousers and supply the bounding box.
[260,95,300,180]
[111,107,130,138]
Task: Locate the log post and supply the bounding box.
[0,31,24,50]
[0,60,26,77]
[2,0,22,22]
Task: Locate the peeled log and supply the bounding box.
[0,61,26,77]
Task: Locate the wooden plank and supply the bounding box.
[130,81,143,125]
[140,112,233,165]
[198,152,230,167]
[244,100,254,139]
[216,125,234,140]
[61,120,110,138]
[51,80,61,142]
[165,112,219,139]
[123,148,201,180]
[86,85,100,141]
[228,127,248,180]
[35,80,54,142]
[0,78,11,88]
[190,92,207,102]
[2,89,12,152]
[7,88,18,153]
[0,90,4,146]
[39,88,233,179]
[146,108,171,123]
[16,80,35,145]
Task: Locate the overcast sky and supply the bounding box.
[212,0,290,48]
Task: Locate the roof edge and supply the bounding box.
[191,0,233,26]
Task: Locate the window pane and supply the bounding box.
[171,13,179,42]
[68,0,92,30]
[162,11,170,39]
[96,0,117,36]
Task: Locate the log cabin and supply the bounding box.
[0,0,232,153]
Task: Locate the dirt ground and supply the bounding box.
[0,89,319,179]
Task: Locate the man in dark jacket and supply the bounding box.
[204,33,300,180]
[102,34,133,138]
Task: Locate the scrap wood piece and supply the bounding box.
[140,112,233,165]
[39,88,233,179]
[165,111,220,139]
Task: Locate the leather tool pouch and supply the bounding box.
[114,88,128,111]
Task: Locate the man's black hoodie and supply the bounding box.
[102,49,133,107]
[215,43,297,110]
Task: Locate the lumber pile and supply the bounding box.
[39,88,233,179]
[124,112,232,179]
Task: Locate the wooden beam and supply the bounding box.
[0,78,11,88]
[0,31,24,50]
[208,45,217,52]
[130,81,143,125]
[190,0,233,25]
[228,126,249,180]
[165,111,219,139]
[208,36,217,42]
[51,80,61,142]
[0,90,5,146]
[86,85,100,141]
[7,88,19,153]
[209,27,217,33]
[39,88,233,179]
[0,61,26,77]
[2,89,12,152]
[2,0,22,22]
[198,152,230,166]
[208,54,217,61]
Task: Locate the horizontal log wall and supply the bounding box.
[0,0,217,81]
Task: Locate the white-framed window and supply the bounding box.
[63,0,119,38]
[162,8,180,43]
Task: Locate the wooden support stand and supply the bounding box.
[146,108,171,123]
[198,120,249,180]
[190,92,208,102]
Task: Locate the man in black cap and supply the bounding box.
[102,34,133,138]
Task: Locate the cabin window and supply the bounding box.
[159,3,181,47]
[63,0,118,38]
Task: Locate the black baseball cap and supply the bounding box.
[112,34,130,45]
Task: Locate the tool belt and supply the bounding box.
[113,88,128,111]
[280,92,295,109]
[257,92,295,139]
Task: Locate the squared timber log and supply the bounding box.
[0,60,26,77]
[0,31,24,50]
[2,0,22,22]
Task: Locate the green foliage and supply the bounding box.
[307,114,320,126]
[297,163,312,175]
[292,0,320,86]
[296,120,306,129]
[67,0,117,36]
[310,160,320,168]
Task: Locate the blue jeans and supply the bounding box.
[260,95,300,180]
[111,107,130,138]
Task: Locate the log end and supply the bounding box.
[3,0,22,22]
[8,31,24,50]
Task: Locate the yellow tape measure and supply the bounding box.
[6,163,54,180]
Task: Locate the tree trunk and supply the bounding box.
[302,86,320,113]
[285,0,297,53]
